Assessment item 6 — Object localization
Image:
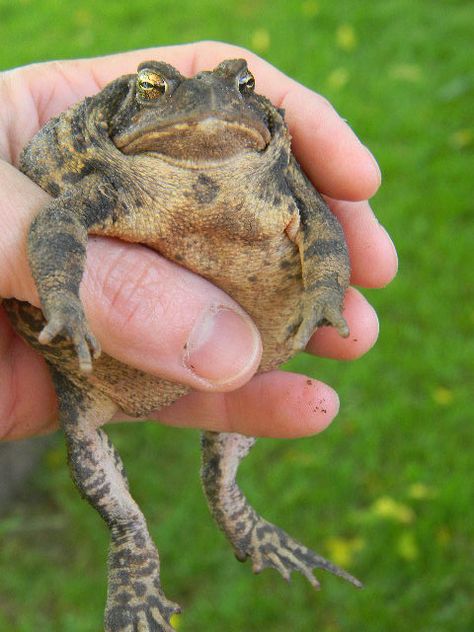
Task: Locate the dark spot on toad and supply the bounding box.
[132,582,147,597]
[62,159,103,185]
[193,173,219,204]
[286,320,301,336]
[47,181,61,197]
[305,238,341,259]
[82,186,117,227]
[70,113,87,153]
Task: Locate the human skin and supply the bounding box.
[0,41,397,441]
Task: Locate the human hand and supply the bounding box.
[0,41,397,440]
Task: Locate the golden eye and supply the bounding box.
[137,69,168,99]
[238,70,255,93]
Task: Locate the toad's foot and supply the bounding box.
[39,294,101,372]
[235,517,362,590]
[105,539,181,632]
[105,590,180,632]
[294,290,349,351]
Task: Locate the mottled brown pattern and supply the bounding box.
[5,58,353,630]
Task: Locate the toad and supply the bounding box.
[3,59,360,631]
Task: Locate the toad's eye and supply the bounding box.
[137,69,168,99]
[238,70,255,94]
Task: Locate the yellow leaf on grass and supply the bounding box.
[170,613,181,629]
[251,28,271,53]
[301,1,320,18]
[324,536,364,567]
[432,386,454,406]
[397,531,419,561]
[327,68,349,90]
[450,129,473,149]
[408,482,435,500]
[371,496,415,523]
[336,24,357,51]
[74,9,93,26]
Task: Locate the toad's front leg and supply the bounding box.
[201,431,362,589]
[285,157,351,350]
[27,176,117,371]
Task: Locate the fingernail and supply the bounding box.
[184,306,261,387]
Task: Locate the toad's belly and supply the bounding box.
[144,231,305,369]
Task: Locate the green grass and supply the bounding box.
[0,0,473,630]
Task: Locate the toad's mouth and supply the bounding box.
[114,115,271,161]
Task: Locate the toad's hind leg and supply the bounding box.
[50,366,180,632]
[200,431,362,589]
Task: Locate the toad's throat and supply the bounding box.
[115,116,271,160]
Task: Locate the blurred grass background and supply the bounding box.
[0,0,472,630]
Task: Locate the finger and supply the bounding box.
[0,309,56,441]
[327,198,398,288]
[307,287,379,360]
[0,161,47,300]
[4,42,380,200]
[154,370,339,439]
